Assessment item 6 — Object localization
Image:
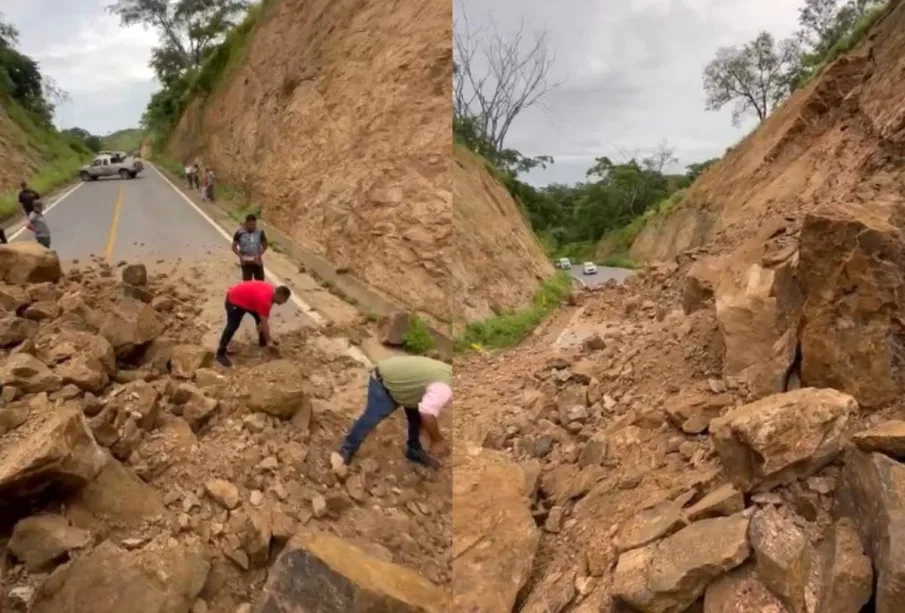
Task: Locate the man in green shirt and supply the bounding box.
[331,355,452,471]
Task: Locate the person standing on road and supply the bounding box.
[201,167,210,201]
[215,280,291,367]
[26,201,51,248]
[232,214,268,281]
[17,182,40,216]
[184,162,193,187]
[205,168,216,202]
[192,164,201,190]
[331,355,452,472]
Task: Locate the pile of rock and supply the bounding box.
[0,244,447,613]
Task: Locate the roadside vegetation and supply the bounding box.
[0,13,95,220]
[101,128,144,153]
[454,272,572,351]
[109,0,274,149]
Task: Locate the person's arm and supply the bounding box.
[257,316,271,343]
[260,230,269,255]
[231,230,242,257]
[418,383,452,453]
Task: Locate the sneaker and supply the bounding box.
[330,452,349,480]
[405,448,440,469]
[215,352,232,367]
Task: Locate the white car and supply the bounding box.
[557,257,572,270]
[582,262,598,275]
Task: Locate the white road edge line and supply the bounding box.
[148,162,373,367]
[571,273,587,288]
[8,182,84,241]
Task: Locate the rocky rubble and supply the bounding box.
[454,242,905,612]
[0,244,450,612]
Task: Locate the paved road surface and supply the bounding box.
[570,265,633,287]
[12,169,226,263]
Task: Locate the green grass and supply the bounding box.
[402,316,435,354]
[455,271,573,351]
[102,128,144,152]
[192,3,267,96]
[0,96,91,220]
[797,2,889,88]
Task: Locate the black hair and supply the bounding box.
[245,214,257,222]
[274,285,291,301]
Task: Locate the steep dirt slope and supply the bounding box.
[454,3,905,612]
[451,145,554,325]
[628,0,901,264]
[0,103,46,191]
[167,0,453,325]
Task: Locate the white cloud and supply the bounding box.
[456,0,805,185]
[3,0,158,134]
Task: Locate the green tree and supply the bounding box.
[107,0,250,83]
[0,12,66,126]
[703,32,801,126]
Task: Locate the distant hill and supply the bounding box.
[102,128,144,152]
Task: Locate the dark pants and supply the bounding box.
[217,300,265,354]
[338,373,422,461]
[36,236,50,248]
[241,262,264,281]
[21,203,33,217]
[0,227,7,244]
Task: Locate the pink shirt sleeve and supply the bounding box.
[418,382,452,417]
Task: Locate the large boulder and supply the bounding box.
[0,313,37,347]
[0,406,107,519]
[710,388,856,492]
[29,540,209,613]
[0,353,63,393]
[612,513,751,613]
[453,448,538,613]
[834,450,905,613]
[100,298,164,358]
[0,242,62,284]
[748,507,811,612]
[8,514,92,571]
[812,519,872,613]
[34,327,116,374]
[714,260,801,398]
[797,206,905,409]
[237,360,309,419]
[256,531,448,612]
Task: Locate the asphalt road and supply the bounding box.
[12,168,226,262]
[569,265,634,287]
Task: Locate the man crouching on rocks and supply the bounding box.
[331,355,451,472]
[216,280,291,367]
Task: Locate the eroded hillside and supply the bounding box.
[628,1,901,265]
[168,0,454,324]
[451,146,554,324]
[454,1,905,611]
[167,0,554,328]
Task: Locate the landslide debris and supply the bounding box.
[453,6,905,611]
[0,243,450,612]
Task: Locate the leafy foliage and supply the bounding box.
[402,316,435,355]
[101,128,144,152]
[703,0,888,126]
[454,271,572,351]
[61,127,103,152]
[113,0,262,141]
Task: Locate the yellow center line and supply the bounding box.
[104,184,124,260]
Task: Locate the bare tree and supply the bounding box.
[453,0,559,152]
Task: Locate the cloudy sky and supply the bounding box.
[2,1,157,136]
[455,0,803,185]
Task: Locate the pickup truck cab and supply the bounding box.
[79,153,143,181]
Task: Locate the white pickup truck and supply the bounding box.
[79,152,143,181]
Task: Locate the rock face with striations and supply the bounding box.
[834,450,905,613]
[797,205,905,409]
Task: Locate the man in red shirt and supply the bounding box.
[216,280,292,367]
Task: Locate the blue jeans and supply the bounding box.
[338,375,422,461]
